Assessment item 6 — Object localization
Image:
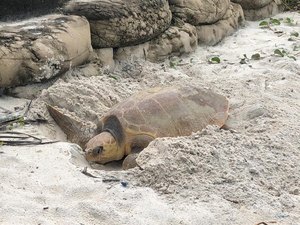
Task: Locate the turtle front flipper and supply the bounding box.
[47,105,102,148]
[128,134,155,154]
[122,134,155,170]
[122,153,139,170]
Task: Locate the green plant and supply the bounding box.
[259,18,281,28]
[274,49,297,60]
[209,56,221,64]
[8,124,13,130]
[169,57,183,68]
[240,54,248,64]
[291,31,299,37]
[17,117,25,127]
[108,75,118,80]
[251,53,261,60]
[293,45,300,51]
[240,53,261,64]
[288,31,299,41]
[283,17,296,25]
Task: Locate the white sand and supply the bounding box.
[1,12,300,224]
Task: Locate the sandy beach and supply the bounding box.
[0,11,300,225]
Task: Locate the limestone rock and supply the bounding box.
[113,42,149,62]
[63,0,172,48]
[114,23,198,62]
[0,14,92,88]
[231,0,273,10]
[169,0,231,25]
[147,23,198,62]
[93,48,115,70]
[243,1,283,21]
[196,3,244,46]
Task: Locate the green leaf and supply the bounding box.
[274,49,284,57]
[0,141,3,146]
[240,58,247,64]
[270,18,281,25]
[251,53,261,60]
[285,17,292,23]
[293,45,300,51]
[209,57,221,64]
[287,56,297,61]
[259,21,269,27]
[17,117,25,127]
[169,61,177,68]
[108,75,118,80]
[291,32,299,37]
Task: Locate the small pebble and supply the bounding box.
[249,168,259,175]
[121,181,128,187]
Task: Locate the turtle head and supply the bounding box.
[85,131,124,164]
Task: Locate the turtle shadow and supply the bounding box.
[90,160,124,171]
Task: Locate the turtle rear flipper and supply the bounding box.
[47,105,100,148]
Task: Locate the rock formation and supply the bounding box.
[0,15,92,87]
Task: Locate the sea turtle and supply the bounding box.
[48,85,229,169]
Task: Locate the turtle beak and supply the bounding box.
[83,147,91,153]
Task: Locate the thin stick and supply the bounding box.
[23,100,33,117]
[0,135,28,139]
[81,167,100,178]
[1,140,59,146]
[0,131,42,141]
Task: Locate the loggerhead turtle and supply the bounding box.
[48,85,229,169]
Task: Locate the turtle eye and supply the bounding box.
[93,146,103,155]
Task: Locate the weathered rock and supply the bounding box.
[243,1,283,21]
[93,48,115,70]
[114,23,198,62]
[168,0,231,25]
[63,0,172,48]
[196,3,244,46]
[0,0,69,21]
[147,23,198,62]
[113,42,149,62]
[231,0,273,10]
[0,14,92,88]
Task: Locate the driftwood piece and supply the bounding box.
[0,131,58,146]
[0,14,92,88]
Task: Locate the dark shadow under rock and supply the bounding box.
[0,0,69,21]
